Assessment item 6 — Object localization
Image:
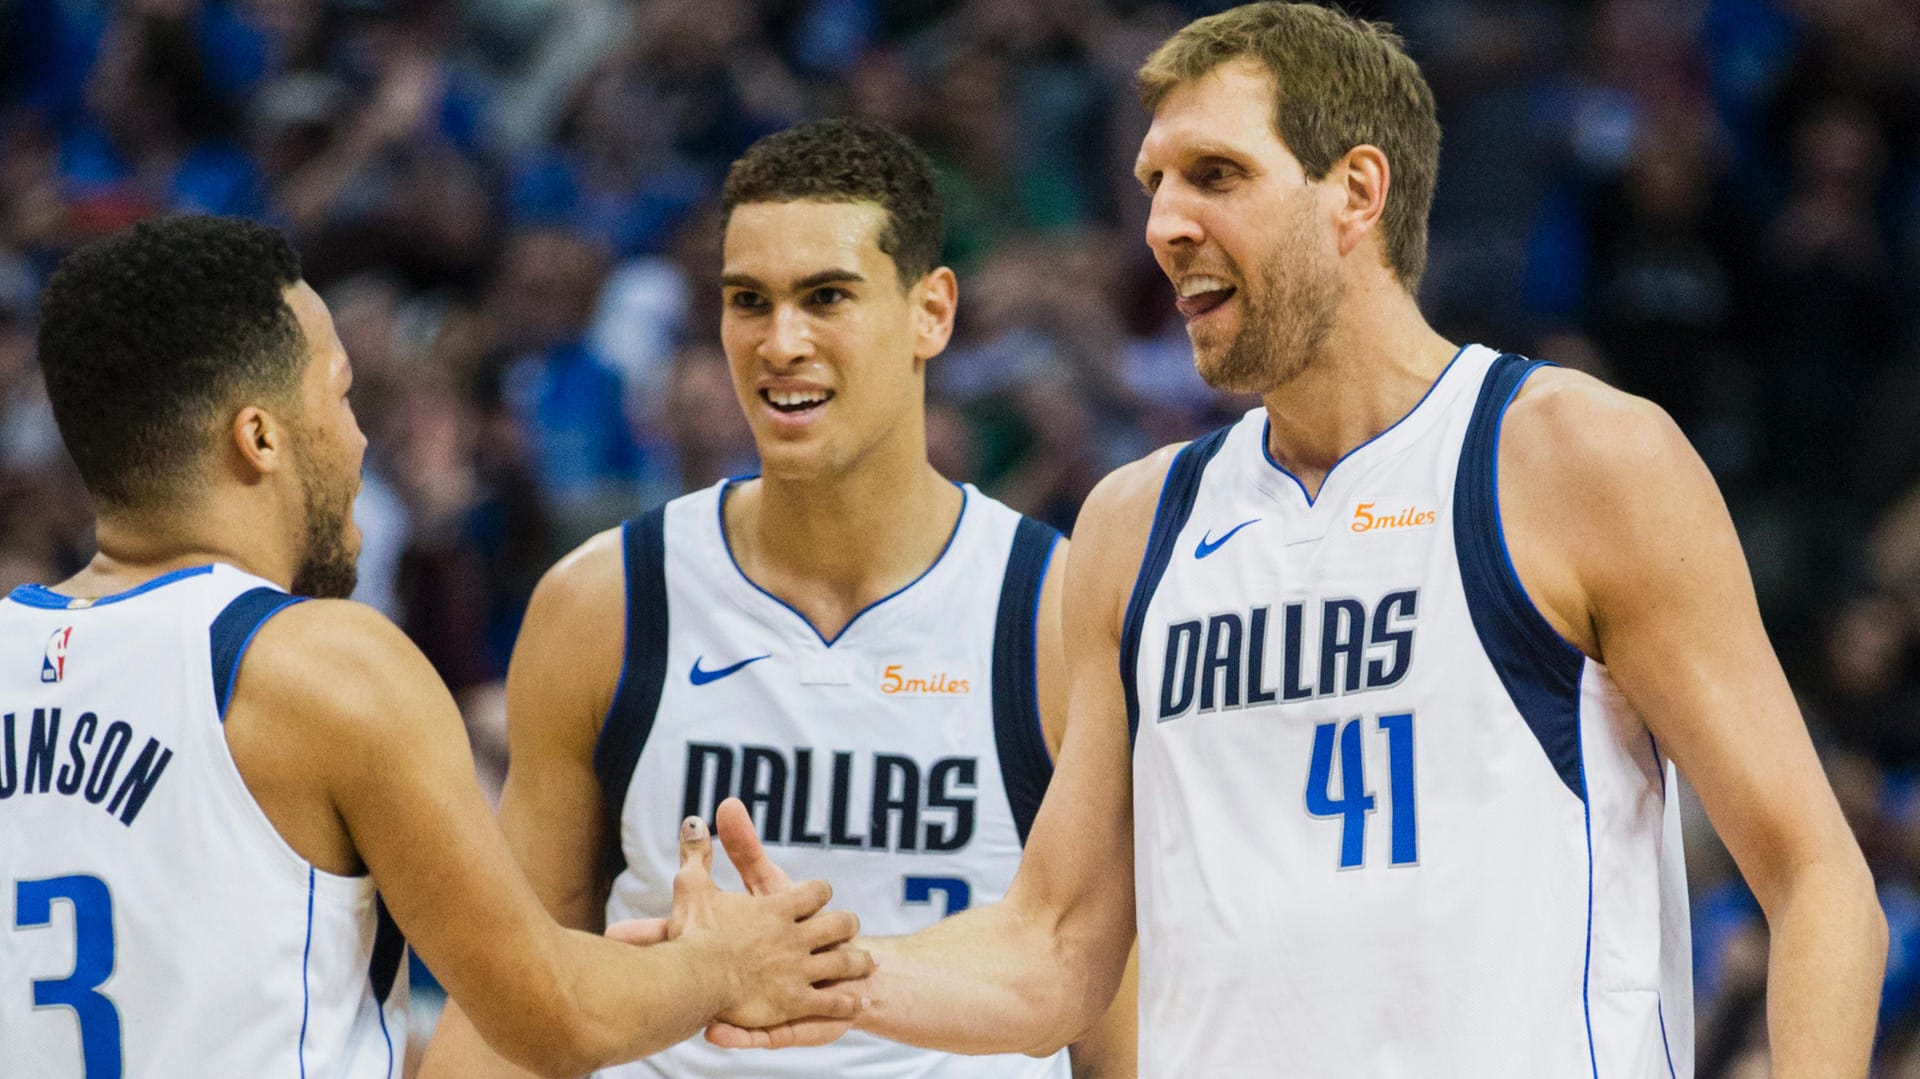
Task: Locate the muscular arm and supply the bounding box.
[1502,370,1887,1078]
[235,588,861,1079]
[835,452,1173,1057]
[1035,539,1140,1078]
[420,529,641,1078]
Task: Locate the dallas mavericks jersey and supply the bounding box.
[594,479,1068,1078]
[0,564,407,1078]
[1125,346,1692,1077]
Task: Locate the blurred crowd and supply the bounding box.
[1,0,1917,1071]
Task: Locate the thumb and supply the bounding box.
[678,814,715,883]
[716,796,791,896]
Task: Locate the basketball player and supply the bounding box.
[0,215,870,1078]
[420,119,1135,1078]
[704,5,1888,1076]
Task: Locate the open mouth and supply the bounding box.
[760,388,834,415]
[1175,275,1237,319]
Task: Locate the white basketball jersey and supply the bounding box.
[0,564,407,1079]
[595,479,1069,1078]
[1124,346,1692,1077]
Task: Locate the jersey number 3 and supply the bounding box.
[1305,713,1418,869]
[15,874,123,1078]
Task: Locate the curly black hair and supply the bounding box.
[37,215,306,511]
[721,118,946,287]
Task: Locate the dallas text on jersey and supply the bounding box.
[1158,589,1419,721]
[0,706,173,825]
[682,744,978,853]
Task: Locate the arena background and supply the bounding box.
[1,0,1916,1074]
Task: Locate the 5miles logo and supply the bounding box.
[880,664,972,697]
[1350,501,1437,534]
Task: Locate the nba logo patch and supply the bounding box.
[41,626,72,683]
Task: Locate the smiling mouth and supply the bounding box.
[761,388,834,414]
[1175,279,1237,319]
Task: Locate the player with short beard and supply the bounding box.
[0,214,870,1078]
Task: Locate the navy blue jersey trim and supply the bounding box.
[367,893,406,1006]
[1120,427,1233,748]
[1453,353,1588,801]
[299,866,314,1079]
[991,516,1063,846]
[593,511,668,871]
[210,587,306,721]
[10,564,214,610]
[717,478,970,648]
[1261,344,1470,506]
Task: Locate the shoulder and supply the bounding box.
[526,524,629,631]
[1501,366,1696,496]
[1064,441,1194,632]
[1076,442,1190,539]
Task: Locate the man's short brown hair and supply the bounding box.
[1137,2,1440,290]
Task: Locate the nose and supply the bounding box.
[757,303,813,368]
[1144,183,1204,259]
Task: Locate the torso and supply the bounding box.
[595,479,1068,1079]
[1123,345,1693,1078]
[0,565,405,1079]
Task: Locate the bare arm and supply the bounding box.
[238,594,866,1079]
[1035,538,1139,1079]
[1502,370,1886,1078]
[420,530,627,1079]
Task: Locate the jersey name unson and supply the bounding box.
[1125,346,1692,1078]
[595,479,1067,1078]
[0,563,406,1079]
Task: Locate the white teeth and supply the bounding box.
[767,389,830,407]
[1179,275,1233,298]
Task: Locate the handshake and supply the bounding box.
[608,797,877,1051]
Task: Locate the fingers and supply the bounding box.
[799,909,861,952]
[604,917,670,946]
[716,796,792,896]
[773,877,833,920]
[705,1021,771,1050]
[794,986,867,1022]
[706,1017,852,1051]
[802,944,876,986]
[679,814,714,878]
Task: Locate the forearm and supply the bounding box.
[857,900,1128,1057]
[1762,858,1887,1078]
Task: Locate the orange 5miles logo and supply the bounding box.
[881,664,972,696]
[1351,501,1437,533]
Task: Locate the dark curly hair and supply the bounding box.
[721,118,945,287]
[38,215,306,511]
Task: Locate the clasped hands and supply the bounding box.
[608,797,872,1049]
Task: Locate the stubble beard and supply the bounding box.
[288,432,361,601]
[1192,206,1345,396]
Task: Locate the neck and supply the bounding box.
[59,497,298,598]
[1259,278,1457,500]
[726,445,961,641]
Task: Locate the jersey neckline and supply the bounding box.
[713,475,971,648]
[1258,342,1475,507]
[6,564,216,610]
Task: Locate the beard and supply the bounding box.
[1191,198,1345,395]
[288,432,361,600]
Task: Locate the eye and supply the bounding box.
[1138,171,1161,198]
[727,290,768,312]
[1196,161,1239,189]
[808,287,849,307]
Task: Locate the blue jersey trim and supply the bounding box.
[593,511,668,872]
[300,866,314,1079]
[210,588,306,721]
[377,995,394,1079]
[991,516,1063,846]
[1259,344,1470,506]
[1657,992,1677,1078]
[716,478,970,648]
[1579,666,1597,1079]
[8,564,214,610]
[1453,353,1588,801]
[1119,428,1233,747]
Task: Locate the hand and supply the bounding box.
[703,798,867,1049]
[668,808,873,1029]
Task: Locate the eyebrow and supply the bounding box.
[719,269,867,292]
[1135,141,1253,187]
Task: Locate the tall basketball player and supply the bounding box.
[421,119,1135,1078]
[0,215,869,1078]
[704,5,1887,1076]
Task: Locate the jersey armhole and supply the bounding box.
[209,587,307,722]
[591,509,670,873]
[990,516,1063,846]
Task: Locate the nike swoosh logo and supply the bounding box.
[1195,518,1261,559]
[689,654,772,686]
